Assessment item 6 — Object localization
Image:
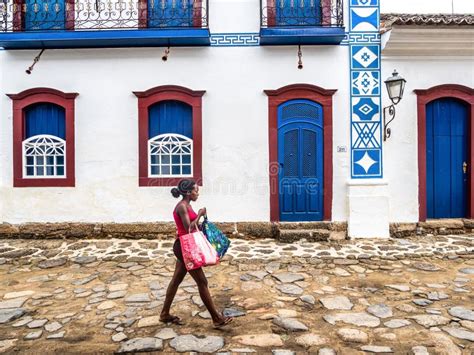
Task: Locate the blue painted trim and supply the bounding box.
[210,33,260,46]
[0,28,211,49]
[259,27,346,45]
[0,31,378,49]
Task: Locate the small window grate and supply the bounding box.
[282,103,319,121]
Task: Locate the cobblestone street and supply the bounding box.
[0,235,473,354]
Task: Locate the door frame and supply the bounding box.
[264,84,336,222]
[415,84,474,221]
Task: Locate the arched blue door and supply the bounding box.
[278,99,323,221]
[426,98,469,218]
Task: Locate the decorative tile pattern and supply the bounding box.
[352,149,381,176]
[352,71,380,96]
[349,0,382,178]
[351,45,380,69]
[210,33,260,46]
[347,33,380,44]
[351,0,378,6]
[352,122,380,148]
[352,97,380,121]
[350,7,379,32]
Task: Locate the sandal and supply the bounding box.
[213,316,233,329]
[160,315,184,325]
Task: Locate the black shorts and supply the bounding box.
[173,238,184,262]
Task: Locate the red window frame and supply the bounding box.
[7,88,78,187]
[133,85,205,187]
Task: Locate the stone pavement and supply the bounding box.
[0,234,473,354]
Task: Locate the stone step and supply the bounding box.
[278,229,331,243]
[278,222,332,231]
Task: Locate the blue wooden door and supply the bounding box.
[24,0,66,30]
[278,100,323,221]
[148,0,194,28]
[426,98,469,218]
[275,0,321,26]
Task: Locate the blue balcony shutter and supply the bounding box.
[25,103,66,139]
[24,0,66,30]
[148,0,194,28]
[276,0,321,26]
[148,100,192,138]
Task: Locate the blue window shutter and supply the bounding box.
[25,103,66,139]
[148,100,193,139]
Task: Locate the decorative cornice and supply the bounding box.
[133,85,205,98]
[264,84,337,97]
[7,87,79,100]
[414,84,474,104]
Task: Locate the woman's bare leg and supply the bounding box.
[160,260,187,321]
[188,267,231,326]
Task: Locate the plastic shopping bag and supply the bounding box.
[202,218,231,259]
[180,230,219,271]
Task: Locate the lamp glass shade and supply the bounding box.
[384,70,406,105]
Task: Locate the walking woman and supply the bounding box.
[160,179,233,328]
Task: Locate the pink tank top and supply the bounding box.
[173,203,198,238]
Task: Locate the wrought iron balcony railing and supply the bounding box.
[260,0,343,28]
[0,0,208,32]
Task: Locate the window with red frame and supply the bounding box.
[133,85,204,187]
[7,88,78,187]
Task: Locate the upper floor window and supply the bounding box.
[134,85,205,187]
[7,88,78,187]
[275,0,322,26]
[263,0,338,28]
[10,0,206,31]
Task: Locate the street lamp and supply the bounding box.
[383,70,407,141]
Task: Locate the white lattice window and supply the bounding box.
[148,133,193,177]
[22,134,66,178]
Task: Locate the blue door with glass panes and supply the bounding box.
[24,0,66,30]
[278,99,323,221]
[426,98,469,218]
[148,0,194,28]
[275,0,321,26]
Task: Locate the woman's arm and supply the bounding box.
[177,203,192,232]
[189,207,207,232]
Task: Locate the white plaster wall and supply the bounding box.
[381,0,474,14]
[2,0,471,225]
[381,57,474,222]
[0,43,350,223]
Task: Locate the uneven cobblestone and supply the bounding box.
[0,234,472,353]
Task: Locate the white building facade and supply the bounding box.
[0,0,472,238]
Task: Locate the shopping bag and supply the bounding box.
[202,217,231,258]
[180,230,219,271]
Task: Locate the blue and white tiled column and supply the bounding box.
[349,0,381,178]
[347,0,389,238]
